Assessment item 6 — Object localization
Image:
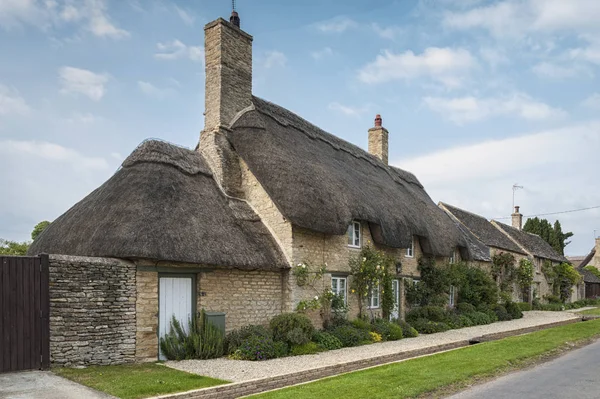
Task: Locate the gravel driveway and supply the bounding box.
[166,311,578,383]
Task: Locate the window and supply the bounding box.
[449,250,456,264]
[405,237,414,257]
[368,284,380,309]
[391,279,400,319]
[347,221,361,248]
[449,285,455,307]
[331,276,347,304]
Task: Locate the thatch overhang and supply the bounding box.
[492,221,568,263]
[227,96,466,257]
[438,203,491,262]
[28,140,287,270]
[439,203,527,256]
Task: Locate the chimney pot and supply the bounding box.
[512,205,523,230]
[368,114,388,164]
[374,114,382,127]
[514,206,520,213]
[230,10,240,27]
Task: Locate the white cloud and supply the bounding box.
[532,62,591,79]
[314,16,357,33]
[328,102,369,117]
[311,47,333,60]
[371,23,404,40]
[0,140,109,170]
[0,0,129,39]
[174,5,194,26]
[263,51,287,69]
[582,93,600,110]
[0,84,30,115]
[424,93,566,124]
[59,66,109,101]
[64,112,99,124]
[358,47,476,88]
[137,81,173,99]
[154,39,203,62]
[396,123,600,255]
[479,47,510,68]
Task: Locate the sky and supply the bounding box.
[0,0,599,256]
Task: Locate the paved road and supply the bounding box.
[448,339,600,399]
[0,370,113,399]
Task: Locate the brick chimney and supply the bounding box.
[203,12,253,131]
[368,114,389,164]
[512,206,523,230]
[198,11,252,197]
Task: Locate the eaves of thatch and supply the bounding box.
[438,203,491,262]
[28,140,287,270]
[227,96,466,257]
[492,221,568,263]
[439,203,527,256]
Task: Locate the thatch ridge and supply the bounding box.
[440,203,526,255]
[493,221,568,263]
[439,203,491,262]
[227,97,465,256]
[29,140,287,270]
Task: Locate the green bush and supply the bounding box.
[286,327,311,346]
[464,311,493,326]
[505,301,524,319]
[290,342,323,356]
[492,305,512,321]
[564,299,600,309]
[393,319,419,338]
[534,303,564,311]
[371,319,392,340]
[329,325,371,347]
[270,313,315,346]
[387,323,404,340]
[274,341,289,358]
[313,331,343,350]
[406,306,449,324]
[517,302,532,311]
[351,318,372,331]
[236,334,276,361]
[456,303,476,314]
[545,294,562,304]
[447,313,474,329]
[159,311,224,360]
[410,318,450,334]
[225,324,272,355]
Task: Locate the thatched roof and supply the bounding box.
[438,204,491,262]
[227,96,466,257]
[439,203,526,255]
[28,140,287,270]
[492,221,568,263]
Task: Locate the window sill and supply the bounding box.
[405,255,414,259]
[348,245,362,249]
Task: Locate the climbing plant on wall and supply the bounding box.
[491,252,517,302]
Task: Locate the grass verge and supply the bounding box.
[252,319,600,399]
[53,363,228,399]
[578,307,600,316]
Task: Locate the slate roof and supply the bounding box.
[493,221,568,263]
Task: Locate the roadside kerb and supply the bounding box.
[152,318,581,399]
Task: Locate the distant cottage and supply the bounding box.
[28,11,575,366]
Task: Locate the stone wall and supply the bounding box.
[136,271,158,362]
[49,255,136,366]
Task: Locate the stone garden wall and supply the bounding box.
[49,255,136,366]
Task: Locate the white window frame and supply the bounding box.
[405,237,414,258]
[347,221,361,248]
[449,285,455,307]
[331,276,347,305]
[368,283,380,309]
[449,250,456,264]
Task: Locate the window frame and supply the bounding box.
[368,283,380,309]
[347,221,362,249]
[405,237,414,258]
[449,285,455,307]
[331,276,348,305]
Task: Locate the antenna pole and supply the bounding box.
[512,183,523,210]
[232,0,236,11]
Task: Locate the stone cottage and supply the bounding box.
[576,238,600,299]
[29,12,475,365]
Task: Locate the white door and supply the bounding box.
[390,279,400,320]
[159,276,193,360]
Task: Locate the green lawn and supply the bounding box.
[252,319,600,399]
[53,363,228,399]
[579,307,600,316]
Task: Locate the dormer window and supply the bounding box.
[347,221,361,248]
[405,237,414,258]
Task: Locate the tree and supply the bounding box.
[0,239,29,255]
[523,217,573,255]
[31,220,51,241]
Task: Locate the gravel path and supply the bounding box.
[166,311,578,383]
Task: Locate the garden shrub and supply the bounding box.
[270,313,315,346]
[492,304,512,321]
[534,303,564,311]
[447,313,474,329]
[225,324,272,355]
[313,331,343,350]
[410,318,450,334]
[456,302,476,314]
[371,318,393,340]
[505,301,524,319]
[406,306,449,324]
[351,318,372,331]
[545,294,562,304]
[369,331,383,342]
[236,334,276,361]
[393,319,419,338]
[464,311,493,326]
[286,327,311,346]
[387,323,404,341]
[517,302,532,311]
[274,341,289,358]
[160,311,224,361]
[290,342,323,356]
[329,325,371,347]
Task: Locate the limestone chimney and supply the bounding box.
[203,12,253,131]
[512,206,523,230]
[368,114,389,164]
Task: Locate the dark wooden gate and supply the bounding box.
[0,255,50,373]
